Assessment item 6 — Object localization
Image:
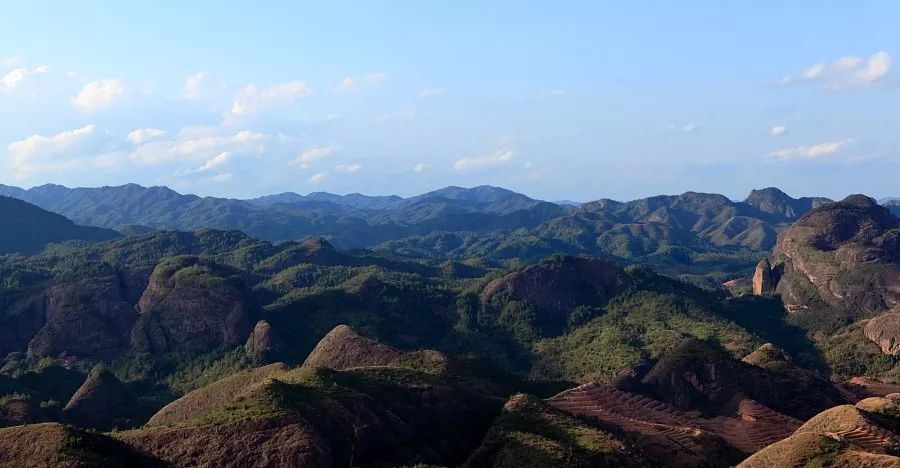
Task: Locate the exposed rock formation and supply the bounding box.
[302,325,401,370]
[865,311,900,355]
[131,256,256,354]
[751,258,777,296]
[245,320,282,358]
[771,195,900,323]
[480,255,627,327]
[26,275,138,360]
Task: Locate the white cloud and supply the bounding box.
[2,65,50,92]
[308,172,328,184]
[7,125,98,178]
[418,88,444,98]
[174,130,266,156]
[332,72,388,93]
[126,128,166,144]
[230,81,313,116]
[72,79,125,112]
[453,150,515,172]
[184,72,207,99]
[335,163,362,173]
[8,124,96,161]
[130,129,269,165]
[769,139,854,161]
[770,126,788,137]
[780,51,891,90]
[412,163,429,172]
[211,172,234,182]
[194,152,230,173]
[291,144,341,168]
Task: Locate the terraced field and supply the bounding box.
[548,383,801,455]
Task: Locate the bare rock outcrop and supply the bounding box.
[865,311,900,355]
[751,258,777,296]
[131,256,255,354]
[771,195,900,322]
[245,320,282,358]
[302,325,401,370]
[26,275,138,360]
[480,255,627,327]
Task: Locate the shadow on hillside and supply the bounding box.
[719,295,829,372]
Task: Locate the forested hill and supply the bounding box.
[0,195,119,255]
[0,184,850,273]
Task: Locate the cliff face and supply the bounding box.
[26,275,138,360]
[480,256,627,327]
[770,195,900,323]
[864,311,900,355]
[751,258,777,296]
[131,256,256,354]
[245,320,282,358]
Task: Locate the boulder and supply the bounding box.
[865,312,900,355]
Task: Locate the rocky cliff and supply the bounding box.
[26,275,138,360]
[770,195,900,326]
[131,256,256,354]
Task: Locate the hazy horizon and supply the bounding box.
[1,179,894,204]
[3,2,899,201]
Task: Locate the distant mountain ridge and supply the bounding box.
[0,183,563,250]
[0,195,119,255]
[1,183,858,275]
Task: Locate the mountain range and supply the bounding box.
[4,183,880,279]
[1,184,900,466]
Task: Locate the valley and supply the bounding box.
[1,185,899,466]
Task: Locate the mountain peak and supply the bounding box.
[841,194,877,207]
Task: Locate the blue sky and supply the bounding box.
[1,1,898,201]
